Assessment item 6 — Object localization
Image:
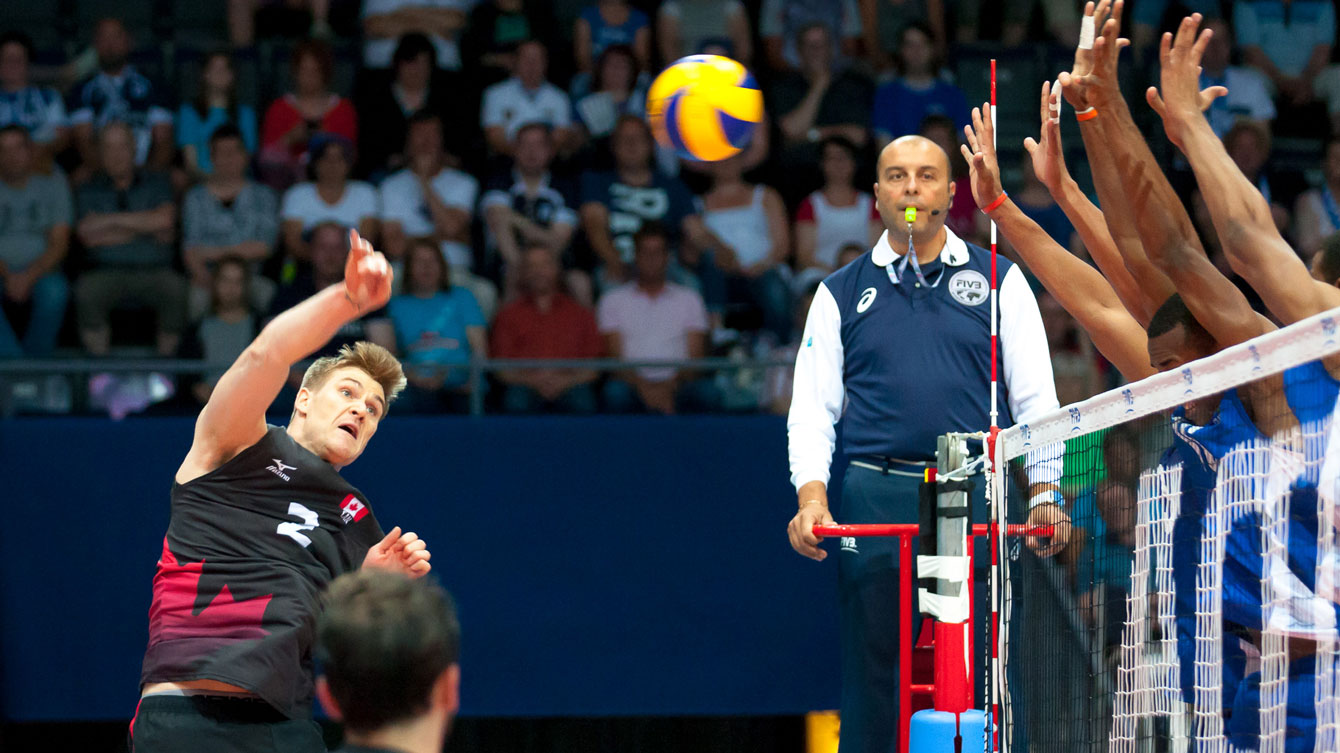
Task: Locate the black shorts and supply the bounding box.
[128,694,325,753]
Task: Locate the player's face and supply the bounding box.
[874,137,954,234]
[298,367,386,466]
[1148,324,1220,422]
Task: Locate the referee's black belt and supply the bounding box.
[850,455,933,477]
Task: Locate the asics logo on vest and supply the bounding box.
[948,270,988,306]
[857,287,877,313]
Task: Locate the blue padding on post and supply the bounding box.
[908,710,958,753]
[958,709,995,752]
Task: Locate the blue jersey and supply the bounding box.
[1168,362,1340,708]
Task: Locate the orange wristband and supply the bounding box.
[1076,107,1098,122]
[982,193,1008,213]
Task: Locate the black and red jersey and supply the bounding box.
[140,425,384,717]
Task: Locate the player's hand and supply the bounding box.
[1146,15,1228,149]
[788,502,836,561]
[1024,503,1072,558]
[960,103,1005,211]
[1023,79,1071,194]
[1058,0,1130,112]
[363,526,433,578]
[344,229,393,313]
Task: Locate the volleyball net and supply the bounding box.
[993,308,1340,753]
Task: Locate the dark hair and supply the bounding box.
[193,51,239,122]
[918,113,956,139]
[308,220,346,246]
[819,135,860,187]
[211,255,252,311]
[307,133,353,180]
[0,123,30,141]
[1317,233,1340,285]
[317,570,460,733]
[1146,293,1212,344]
[0,31,34,61]
[292,39,334,88]
[633,220,669,249]
[592,44,639,94]
[407,109,442,133]
[406,237,450,291]
[208,122,246,150]
[393,32,437,69]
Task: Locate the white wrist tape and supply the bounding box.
[1079,14,1096,49]
[1029,489,1064,509]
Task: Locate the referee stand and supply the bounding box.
[816,431,1050,753]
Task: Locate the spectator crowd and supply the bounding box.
[1,0,1337,415]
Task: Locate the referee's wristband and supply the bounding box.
[982,192,1008,214]
[1028,489,1064,509]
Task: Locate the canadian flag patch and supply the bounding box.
[340,494,368,525]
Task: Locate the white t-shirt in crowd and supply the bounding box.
[281,181,381,230]
[379,167,480,269]
[361,0,471,70]
[597,281,709,382]
[481,78,573,141]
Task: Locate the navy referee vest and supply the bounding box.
[824,244,1015,460]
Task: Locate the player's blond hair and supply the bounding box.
[301,342,407,407]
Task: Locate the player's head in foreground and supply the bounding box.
[317,569,460,752]
[873,135,955,238]
[291,342,406,468]
[1146,293,1222,421]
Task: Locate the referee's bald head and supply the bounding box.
[877,136,952,178]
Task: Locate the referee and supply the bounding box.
[786,135,1072,753]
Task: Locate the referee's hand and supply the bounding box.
[789,500,836,561]
[1024,503,1072,558]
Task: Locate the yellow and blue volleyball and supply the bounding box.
[646,55,762,162]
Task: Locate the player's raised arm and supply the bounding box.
[1078,4,1266,350]
[1147,14,1340,327]
[961,101,1154,381]
[1026,78,1147,327]
[1057,0,1173,323]
[180,230,393,478]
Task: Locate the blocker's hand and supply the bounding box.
[1146,14,1228,149]
[364,526,432,578]
[1024,503,1073,558]
[789,502,837,561]
[344,229,393,313]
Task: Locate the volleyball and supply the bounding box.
[646,55,762,162]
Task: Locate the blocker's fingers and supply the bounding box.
[409,560,432,576]
[401,539,427,554]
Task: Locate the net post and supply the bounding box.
[933,434,973,713]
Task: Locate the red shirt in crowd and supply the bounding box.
[491,293,604,360]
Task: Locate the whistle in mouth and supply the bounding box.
[904,207,917,224]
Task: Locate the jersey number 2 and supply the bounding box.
[276,502,319,548]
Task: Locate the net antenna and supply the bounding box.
[985,57,1004,753]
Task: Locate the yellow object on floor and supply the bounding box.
[805,710,840,753]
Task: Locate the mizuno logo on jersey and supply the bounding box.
[340,494,369,525]
[267,458,296,481]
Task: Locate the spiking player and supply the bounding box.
[129,230,434,753]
